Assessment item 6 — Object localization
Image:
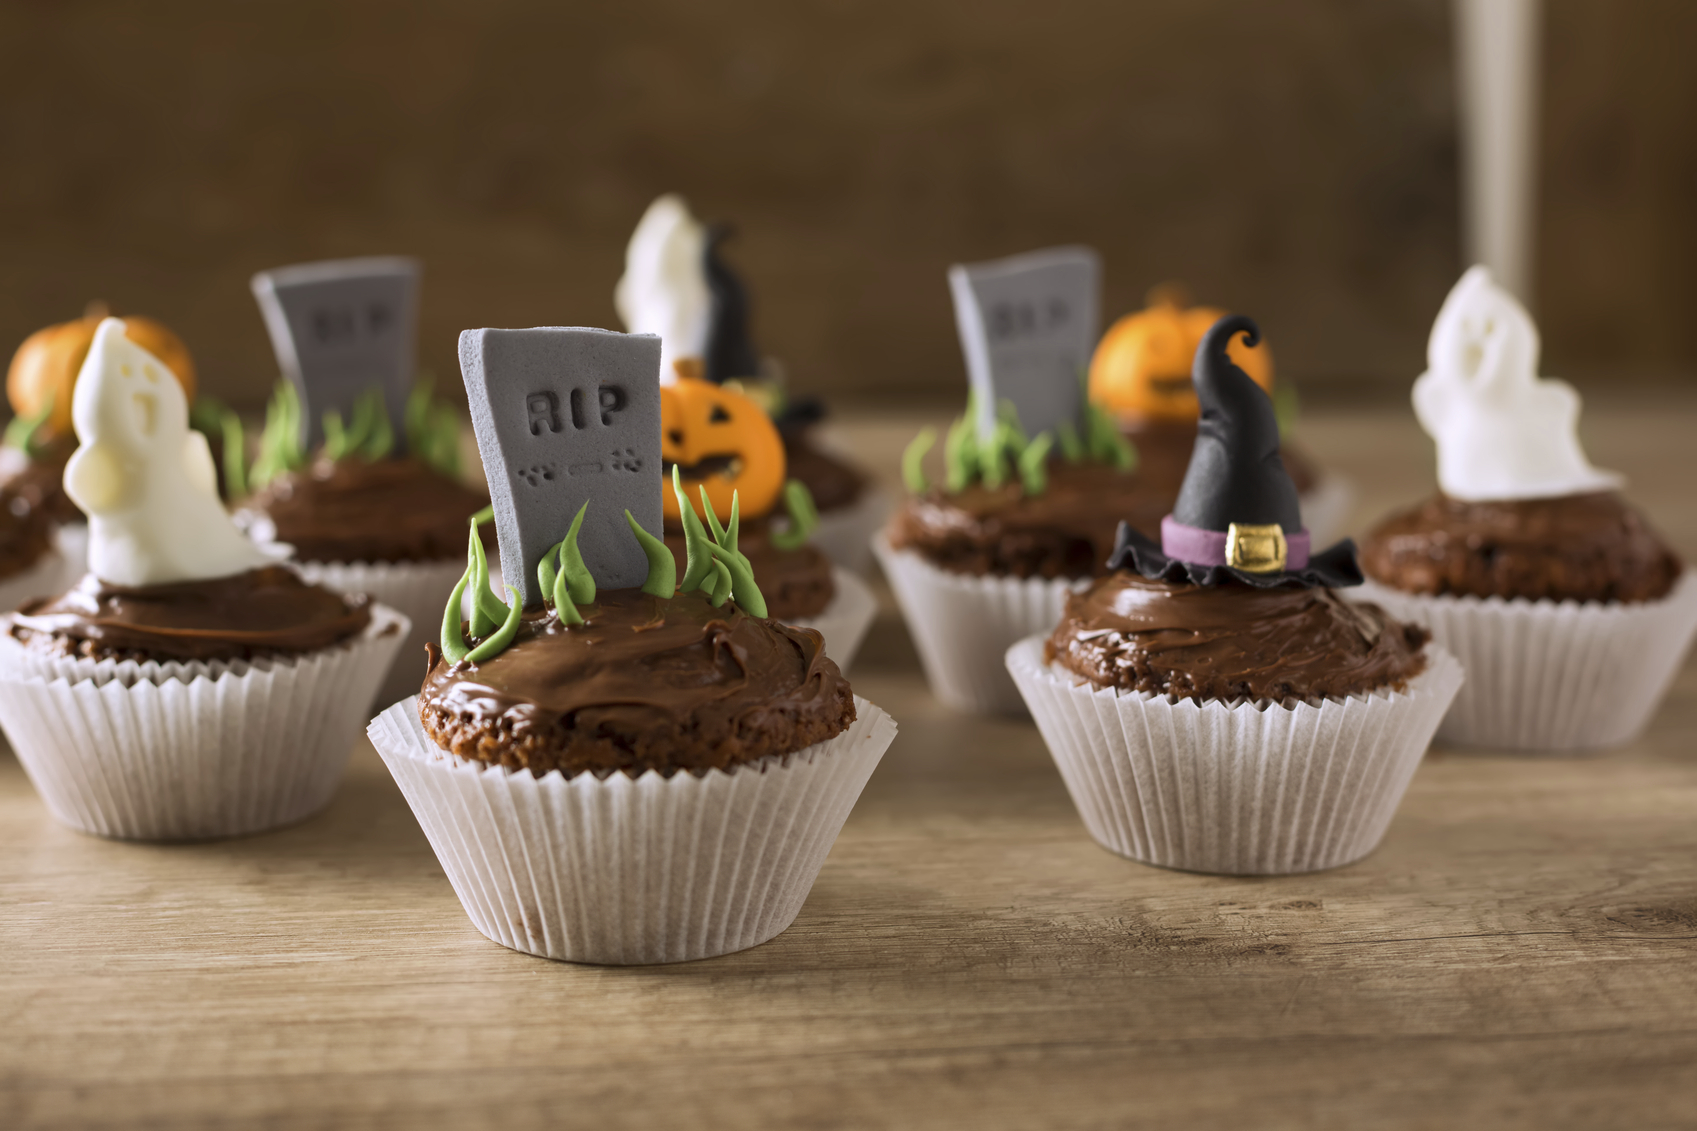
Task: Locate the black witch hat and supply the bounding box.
[702,224,826,432]
[1106,314,1362,588]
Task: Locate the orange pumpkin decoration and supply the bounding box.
[1089,286,1272,423]
[660,376,785,523]
[7,304,195,441]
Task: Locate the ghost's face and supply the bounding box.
[71,319,189,459]
[1429,268,1539,401]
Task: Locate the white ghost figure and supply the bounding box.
[613,193,710,383]
[1413,266,1623,502]
[63,319,273,587]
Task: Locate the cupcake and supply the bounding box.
[3,304,196,580]
[659,374,875,669]
[876,371,1144,712]
[0,319,407,841]
[233,381,487,707]
[369,324,896,965]
[1356,268,1697,750]
[1090,284,1354,546]
[1006,315,1462,875]
[615,194,888,571]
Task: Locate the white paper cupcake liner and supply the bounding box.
[873,534,1085,714]
[296,557,465,711]
[1006,636,1464,875]
[0,604,410,841]
[810,487,892,575]
[1299,474,1356,549]
[369,695,897,965]
[0,549,66,615]
[790,567,877,673]
[1355,570,1697,751]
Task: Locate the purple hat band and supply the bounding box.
[1161,515,1310,571]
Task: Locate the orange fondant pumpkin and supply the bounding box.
[1089,287,1272,423]
[660,376,785,522]
[8,304,196,439]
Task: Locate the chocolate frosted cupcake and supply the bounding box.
[233,379,487,708]
[615,193,889,572]
[876,390,1141,714]
[1007,315,1461,875]
[657,375,875,669]
[0,472,63,612]
[1089,286,1353,545]
[1357,268,1697,750]
[0,320,407,841]
[369,324,897,965]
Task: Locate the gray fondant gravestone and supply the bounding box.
[251,257,421,447]
[459,327,663,604]
[948,246,1101,442]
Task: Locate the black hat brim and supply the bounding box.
[1105,522,1364,590]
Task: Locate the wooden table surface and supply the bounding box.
[4,402,1696,1131]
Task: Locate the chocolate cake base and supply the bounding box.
[1361,491,1681,604]
[419,588,855,779]
[9,565,373,664]
[240,456,489,564]
[1045,571,1429,703]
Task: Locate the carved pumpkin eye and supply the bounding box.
[659,376,786,523]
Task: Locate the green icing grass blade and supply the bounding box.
[901,427,935,494]
[219,408,248,498]
[627,510,676,597]
[769,479,819,551]
[466,586,522,663]
[560,500,595,604]
[1018,431,1054,496]
[440,565,471,665]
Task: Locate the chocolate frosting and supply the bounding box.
[0,437,82,526]
[240,456,489,564]
[0,484,55,582]
[1045,571,1429,702]
[782,433,867,513]
[10,565,373,663]
[664,516,835,621]
[1361,491,1682,604]
[887,458,1167,579]
[417,587,855,778]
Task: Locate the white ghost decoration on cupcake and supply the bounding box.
[613,193,710,383]
[63,318,273,586]
[1413,266,1622,502]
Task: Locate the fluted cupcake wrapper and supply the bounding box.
[0,605,410,841]
[296,557,465,711]
[0,550,66,616]
[811,487,892,575]
[1356,570,1697,751]
[1299,474,1356,550]
[369,696,897,965]
[791,567,878,674]
[873,534,1085,714]
[1005,636,1464,875]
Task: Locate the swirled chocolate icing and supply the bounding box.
[1045,571,1428,702]
[663,516,835,620]
[783,433,867,513]
[1361,491,1681,603]
[887,460,1163,579]
[240,456,489,564]
[0,484,55,581]
[418,587,855,778]
[0,437,82,527]
[9,565,373,663]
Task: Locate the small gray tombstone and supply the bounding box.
[948,246,1101,443]
[251,257,421,447]
[460,327,663,604]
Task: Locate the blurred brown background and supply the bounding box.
[0,0,1691,413]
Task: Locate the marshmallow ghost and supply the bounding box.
[613,194,710,384]
[1413,266,1622,502]
[63,319,272,586]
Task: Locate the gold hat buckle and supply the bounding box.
[1225,523,1287,572]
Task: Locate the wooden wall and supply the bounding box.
[0,0,1684,413]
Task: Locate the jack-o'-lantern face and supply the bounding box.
[1089,291,1273,423]
[660,377,785,522]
